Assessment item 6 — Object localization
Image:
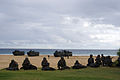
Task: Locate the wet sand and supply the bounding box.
[0,55,118,69]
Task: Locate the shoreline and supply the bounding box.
[0,55,118,69]
[0,54,118,56]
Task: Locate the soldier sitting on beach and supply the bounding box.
[57,57,70,70]
[101,54,105,66]
[41,57,55,71]
[87,54,99,67]
[87,54,94,66]
[116,56,120,67]
[104,56,113,67]
[95,55,101,66]
[20,57,37,70]
[6,59,19,70]
[72,60,87,69]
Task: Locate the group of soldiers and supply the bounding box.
[6,57,37,70]
[87,54,113,67]
[6,54,120,71]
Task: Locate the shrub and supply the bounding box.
[117,49,120,56]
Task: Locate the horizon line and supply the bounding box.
[0,48,119,50]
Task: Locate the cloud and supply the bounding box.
[0,0,120,49]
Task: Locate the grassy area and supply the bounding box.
[0,67,120,80]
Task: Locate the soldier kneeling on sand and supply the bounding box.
[72,60,87,69]
[20,57,37,70]
[6,59,19,70]
[101,54,105,66]
[104,56,113,67]
[95,55,101,66]
[41,57,55,71]
[87,54,99,67]
[57,57,70,70]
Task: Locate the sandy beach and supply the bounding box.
[0,55,118,69]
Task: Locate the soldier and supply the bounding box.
[22,57,30,66]
[87,54,100,67]
[87,54,94,66]
[6,59,19,70]
[41,57,49,69]
[20,57,37,70]
[108,56,113,67]
[57,57,70,70]
[95,55,101,66]
[41,57,55,71]
[72,60,87,69]
[104,56,113,67]
[48,55,50,59]
[101,54,105,66]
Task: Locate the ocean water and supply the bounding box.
[0,49,118,56]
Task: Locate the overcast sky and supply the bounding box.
[0,0,120,49]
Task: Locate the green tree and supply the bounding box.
[117,49,120,56]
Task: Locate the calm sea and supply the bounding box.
[0,49,118,56]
